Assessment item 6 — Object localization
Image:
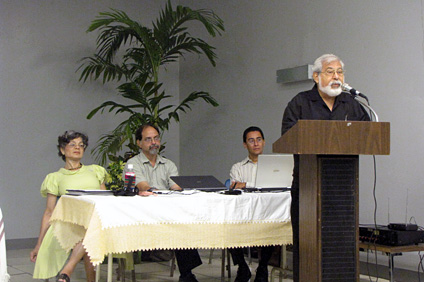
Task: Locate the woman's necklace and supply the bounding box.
[67,163,82,170]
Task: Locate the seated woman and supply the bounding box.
[30,131,107,282]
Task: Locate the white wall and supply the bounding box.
[0,0,180,239]
[179,0,424,271]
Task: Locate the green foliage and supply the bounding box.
[78,1,224,165]
[104,155,125,190]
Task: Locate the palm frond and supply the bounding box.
[86,101,136,119]
[153,0,224,67]
[77,55,126,83]
[91,130,127,165]
[164,91,219,125]
[91,112,148,164]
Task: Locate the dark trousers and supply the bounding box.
[174,249,202,274]
[291,187,299,282]
[229,246,274,268]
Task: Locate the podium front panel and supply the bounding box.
[320,156,358,281]
[299,155,359,282]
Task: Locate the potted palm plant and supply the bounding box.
[78,0,224,166]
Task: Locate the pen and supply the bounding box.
[231,182,237,190]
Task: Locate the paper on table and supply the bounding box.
[66,190,114,196]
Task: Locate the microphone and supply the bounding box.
[341,83,368,101]
[342,83,379,121]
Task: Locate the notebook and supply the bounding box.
[251,154,293,192]
[170,175,227,192]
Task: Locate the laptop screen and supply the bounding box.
[254,154,294,188]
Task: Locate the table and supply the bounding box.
[50,191,292,281]
[359,242,424,282]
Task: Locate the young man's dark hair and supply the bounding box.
[243,126,264,143]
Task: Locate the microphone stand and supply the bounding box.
[354,97,379,122]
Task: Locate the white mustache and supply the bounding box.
[330,81,341,87]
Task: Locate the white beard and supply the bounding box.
[318,77,342,97]
[149,145,159,155]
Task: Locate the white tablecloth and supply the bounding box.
[51,191,292,266]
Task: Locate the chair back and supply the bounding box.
[0,207,10,281]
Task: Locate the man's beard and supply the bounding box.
[318,77,342,97]
[149,145,159,155]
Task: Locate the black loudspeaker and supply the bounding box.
[320,157,357,281]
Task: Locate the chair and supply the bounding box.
[96,251,175,281]
[95,253,136,282]
[208,248,232,280]
[270,245,291,282]
[0,207,10,282]
[114,252,136,282]
[224,179,231,189]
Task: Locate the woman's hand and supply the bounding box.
[30,245,40,262]
[30,194,57,263]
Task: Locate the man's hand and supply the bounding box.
[170,184,182,191]
[231,182,246,189]
[138,190,154,196]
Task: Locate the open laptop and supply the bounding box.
[170,175,227,192]
[248,154,293,192]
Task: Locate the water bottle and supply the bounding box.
[124,164,136,193]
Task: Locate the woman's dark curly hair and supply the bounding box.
[57,130,89,161]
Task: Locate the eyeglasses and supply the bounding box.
[321,68,345,76]
[67,143,86,149]
[246,137,263,145]
[143,136,160,143]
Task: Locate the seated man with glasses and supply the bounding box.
[228,126,274,282]
[123,124,202,282]
[125,124,181,192]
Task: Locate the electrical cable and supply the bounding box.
[365,155,379,281]
[418,251,424,281]
[371,155,379,281]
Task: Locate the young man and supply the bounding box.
[124,124,201,282]
[228,126,274,282]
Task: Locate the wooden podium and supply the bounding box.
[273,120,390,281]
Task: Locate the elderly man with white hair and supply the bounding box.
[281,54,370,282]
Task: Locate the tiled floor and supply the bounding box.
[5,247,399,282]
[7,248,293,282]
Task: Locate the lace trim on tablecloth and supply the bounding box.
[53,216,292,266]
